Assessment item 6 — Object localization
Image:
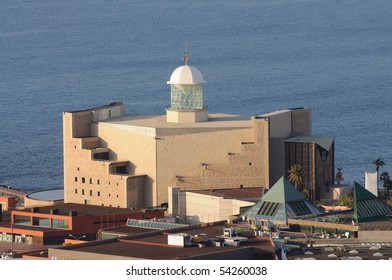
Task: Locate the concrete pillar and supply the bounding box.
[168,186,180,217]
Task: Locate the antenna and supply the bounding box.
[181,42,189,65]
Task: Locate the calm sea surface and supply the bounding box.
[1,0,391,192]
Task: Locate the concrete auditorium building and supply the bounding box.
[63,54,334,209]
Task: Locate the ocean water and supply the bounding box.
[1,0,391,192]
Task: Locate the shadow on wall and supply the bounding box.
[145,176,154,208]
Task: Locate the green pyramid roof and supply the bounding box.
[262,177,305,203]
[353,181,379,201]
[242,177,322,225]
[353,181,392,222]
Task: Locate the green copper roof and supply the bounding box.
[262,177,305,203]
[243,177,322,225]
[353,181,392,222]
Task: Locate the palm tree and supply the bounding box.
[373,158,385,191]
[373,158,385,172]
[288,164,305,191]
[380,171,391,196]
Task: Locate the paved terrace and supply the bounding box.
[102,114,252,129]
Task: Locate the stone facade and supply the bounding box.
[63,103,316,208]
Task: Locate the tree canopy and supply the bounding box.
[288,164,305,191]
[373,158,385,172]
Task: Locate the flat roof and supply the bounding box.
[65,102,124,113]
[26,189,64,201]
[61,223,275,260]
[73,239,271,260]
[101,113,252,129]
[188,187,263,200]
[0,185,27,197]
[258,109,291,117]
[16,203,159,216]
[101,226,159,235]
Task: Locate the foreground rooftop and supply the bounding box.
[49,222,276,260]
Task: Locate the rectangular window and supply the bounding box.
[33,217,50,227]
[97,191,101,197]
[97,179,100,185]
[74,177,78,182]
[82,189,85,195]
[82,177,85,184]
[90,190,93,196]
[14,215,30,226]
[52,219,69,229]
[74,189,77,194]
[89,178,92,184]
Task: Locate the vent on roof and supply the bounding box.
[168,233,192,247]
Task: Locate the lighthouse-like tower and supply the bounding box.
[166,52,208,123]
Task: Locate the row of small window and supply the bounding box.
[75,189,100,196]
[75,189,119,198]
[74,177,119,186]
[75,177,100,184]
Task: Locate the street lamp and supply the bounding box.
[68,234,86,240]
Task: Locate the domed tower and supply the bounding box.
[166,52,208,123]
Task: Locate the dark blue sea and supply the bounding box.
[1,0,391,192]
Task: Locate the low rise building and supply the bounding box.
[0,185,26,208]
[48,221,276,260]
[0,203,164,245]
[169,186,263,225]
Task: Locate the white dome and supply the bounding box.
[167,65,205,85]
